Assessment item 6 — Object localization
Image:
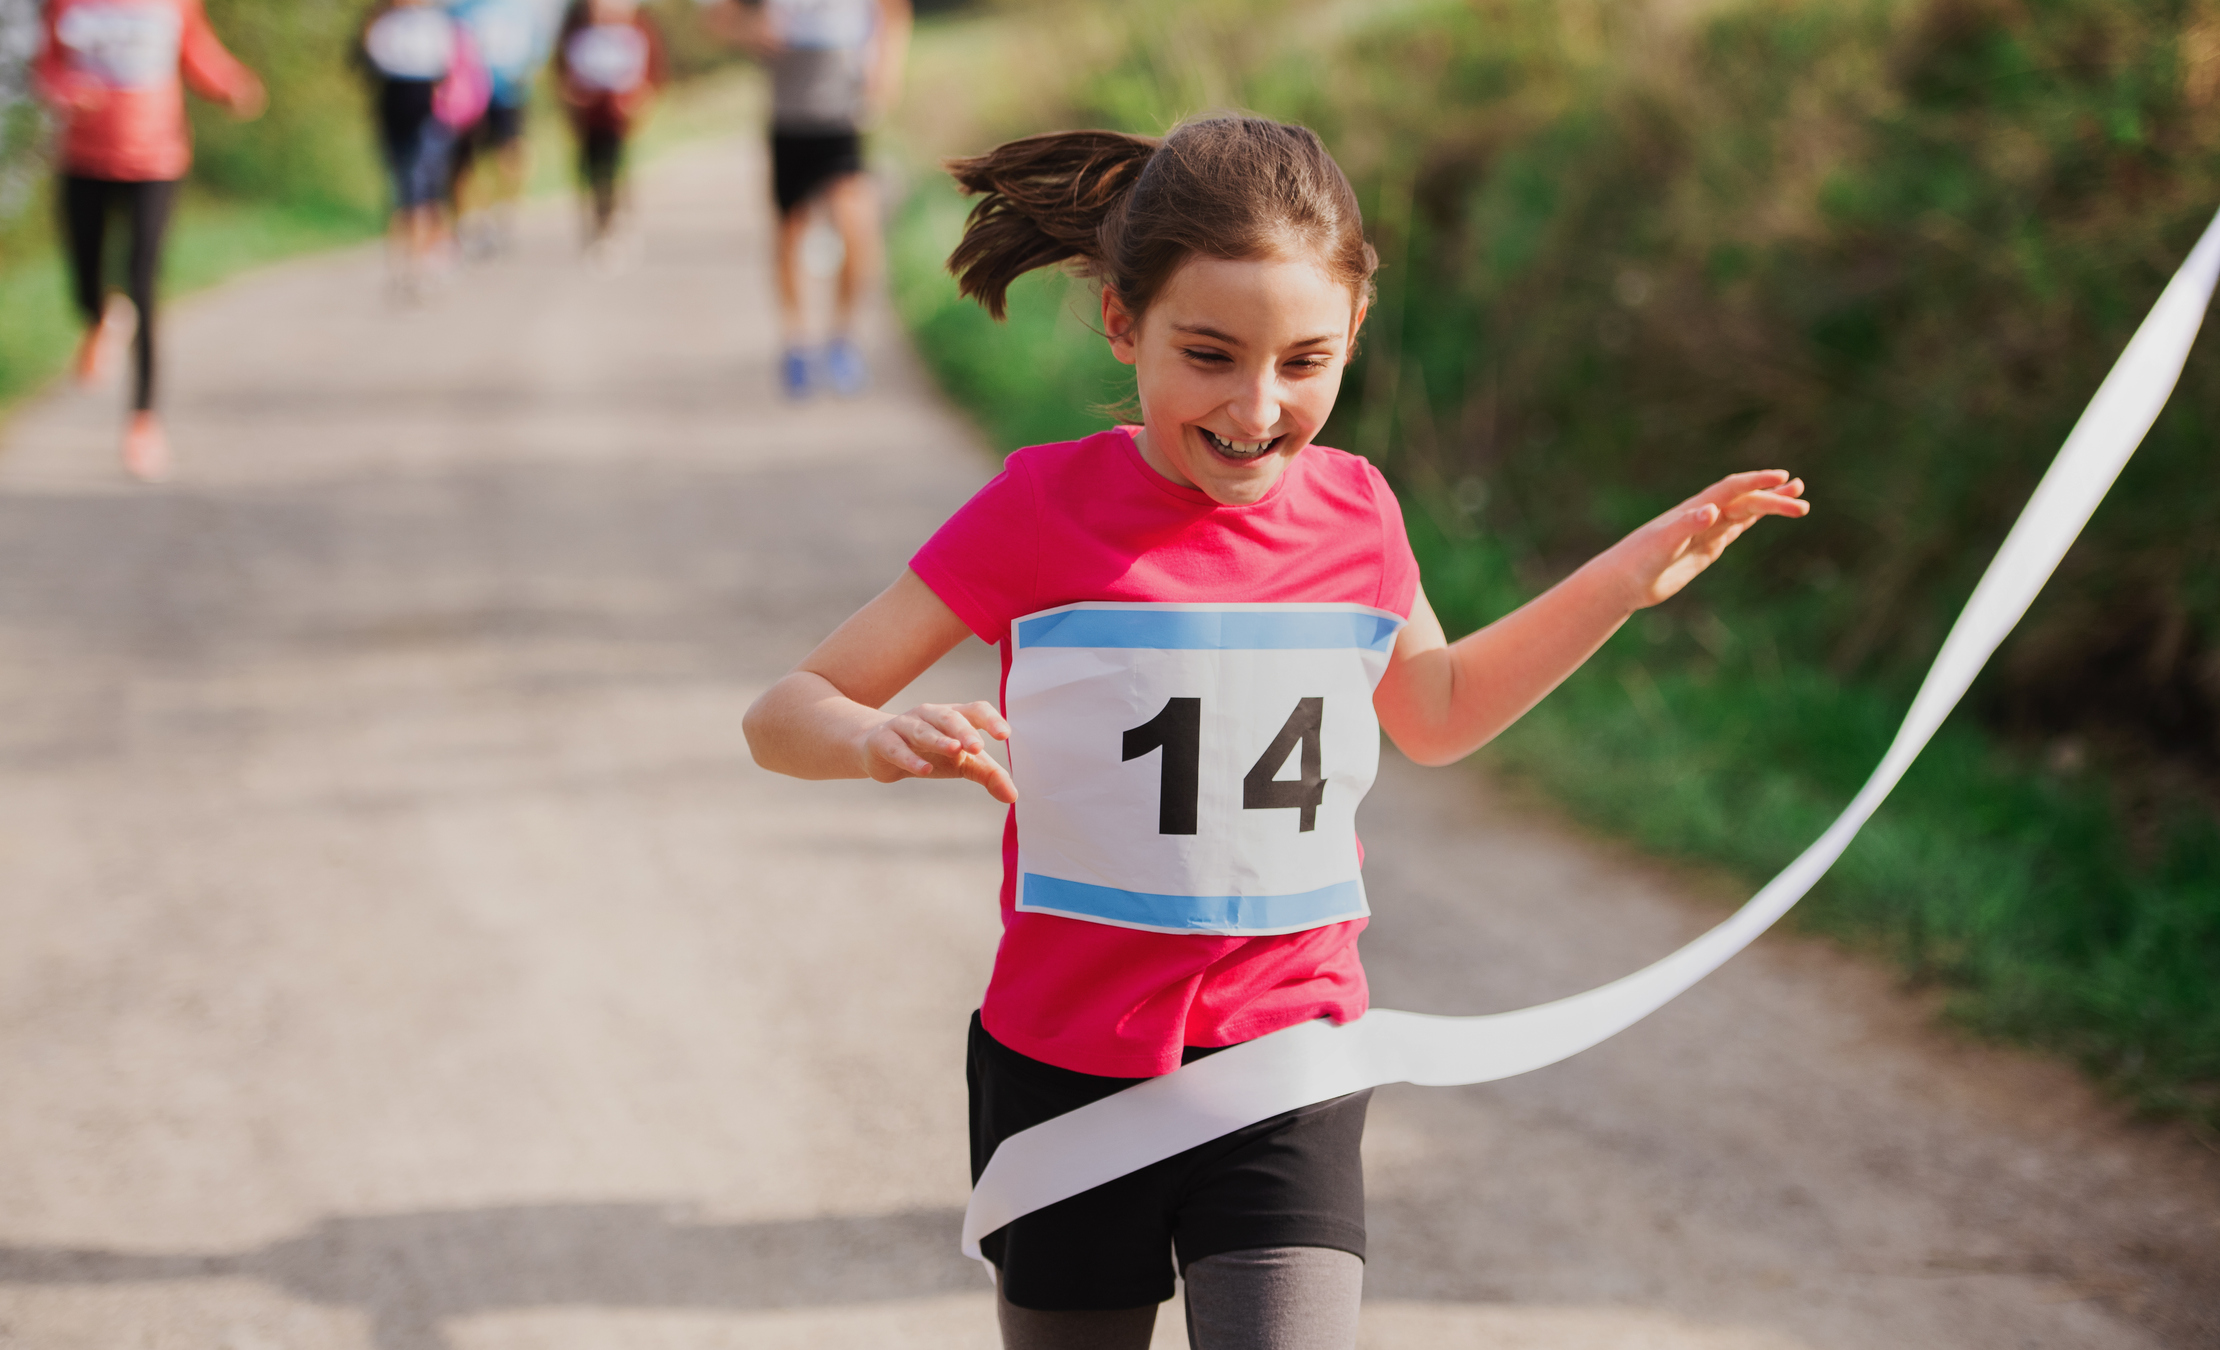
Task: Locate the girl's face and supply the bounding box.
[1105,252,1365,507]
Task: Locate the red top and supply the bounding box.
[36,0,257,181]
[555,9,665,132]
[912,428,1421,1077]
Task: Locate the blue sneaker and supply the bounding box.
[824,336,867,398]
[781,346,813,400]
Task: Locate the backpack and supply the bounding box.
[433,26,491,129]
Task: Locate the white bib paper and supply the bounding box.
[963,209,2220,1264]
[57,2,181,90]
[770,0,874,51]
[566,24,648,94]
[1007,602,1404,936]
[365,8,454,81]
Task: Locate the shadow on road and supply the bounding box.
[0,1203,980,1350]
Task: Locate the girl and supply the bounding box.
[554,0,664,258]
[743,118,1809,1350]
[358,0,484,297]
[34,0,265,481]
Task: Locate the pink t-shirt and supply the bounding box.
[37,0,258,182]
[911,427,1421,1077]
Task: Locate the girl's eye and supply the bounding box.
[1180,348,1233,364]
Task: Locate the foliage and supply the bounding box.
[0,0,40,227]
[888,0,2220,1123]
[189,0,389,217]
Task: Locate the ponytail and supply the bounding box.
[945,130,1159,320]
[943,116,1376,326]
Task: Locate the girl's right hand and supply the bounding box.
[861,701,1017,802]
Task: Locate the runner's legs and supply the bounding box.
[122,180,178,412]
[774,200,810,342]
[1182,1246,1363,1350]
[995,1285,1153,1350]
[61,176,109,329]
[60,176,111,382]
[824,170,877,338]
[993,1246,1363,1350]
[578,123,624,237]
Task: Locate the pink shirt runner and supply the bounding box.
[912,428,1420,1077]
[37,0,256,182]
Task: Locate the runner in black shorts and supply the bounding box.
[770,126,861,217]
[709,0,911,399]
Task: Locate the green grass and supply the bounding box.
[885,167,2220,1129]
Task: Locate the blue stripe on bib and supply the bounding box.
[1016,607,1401,653]
[1020,874,1367,934]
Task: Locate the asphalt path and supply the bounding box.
[0,138,2214,1350]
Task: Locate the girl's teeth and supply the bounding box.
[1205,430,1273,457]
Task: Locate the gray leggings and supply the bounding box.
[995,1245,1364,1350]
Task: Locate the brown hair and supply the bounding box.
[945,116,1377,323]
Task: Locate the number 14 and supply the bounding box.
[1120,697,1325,836]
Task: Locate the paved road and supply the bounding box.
[0,140,2214,1350]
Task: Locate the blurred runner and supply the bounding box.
[33,0,265,481]
[709,0,910,398]
[555,0,663,262]
[358,0,487,298]
[445,0,550,256]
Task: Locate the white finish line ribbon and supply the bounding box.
[963,209,2220,1263]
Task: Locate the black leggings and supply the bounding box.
[60,176,177,412]
[577,123,625,233]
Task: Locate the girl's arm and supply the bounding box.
[179,0,265,118]
[743,570,1018,801]
[866,0,911,118]
[1375,470,1809,766]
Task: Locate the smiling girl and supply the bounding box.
[742,118,1808,1350]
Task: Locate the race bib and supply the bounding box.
[56,2,181,90]
[769,0,873,51]
[364,8,454,80]
[566,24,647,93]
[1006,602,1404,936]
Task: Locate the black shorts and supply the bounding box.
[968,1012,1369,1312]
[450,102,524,181]
[578,122,624,188]
[476,100,525,150]
[770,128,863,216]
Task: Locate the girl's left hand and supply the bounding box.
[228,76,267,120]
[1606,470,1810,610]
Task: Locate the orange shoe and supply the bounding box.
[123,412,171,483]
[73,301,131,385]
[72,322,108,386]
